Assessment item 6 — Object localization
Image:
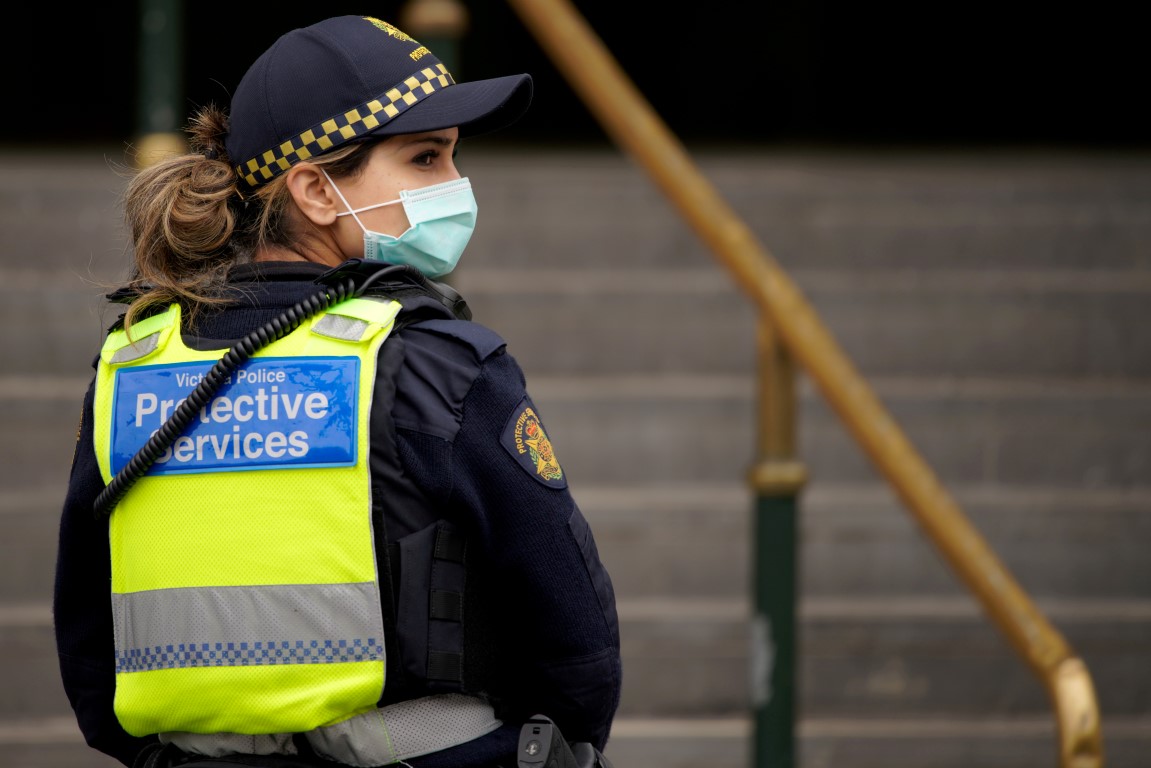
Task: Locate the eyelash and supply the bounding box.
[413,145,459,167]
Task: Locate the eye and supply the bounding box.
[412,150,438,167]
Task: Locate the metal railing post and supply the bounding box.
[134,0,186,167]
[494,2,1106,764]
[401,0,469,74]
[749,317,808,768]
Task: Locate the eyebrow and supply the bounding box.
[395,135,457,149]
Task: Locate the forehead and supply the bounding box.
[376,128,459,152]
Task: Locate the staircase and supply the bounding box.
[2,146,1149,768]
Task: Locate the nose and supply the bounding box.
[444,156,462,181]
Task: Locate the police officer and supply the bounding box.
[53,15,621,768]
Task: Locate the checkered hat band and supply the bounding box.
[236,64,456,190]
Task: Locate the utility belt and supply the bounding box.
[133,713,613,768]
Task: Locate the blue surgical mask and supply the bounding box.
[325,173,478,278]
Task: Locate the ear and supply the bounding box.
[286,163,342,226]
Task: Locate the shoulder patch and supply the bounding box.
[501,396,567,489]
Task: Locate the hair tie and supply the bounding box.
[203,148,219,161]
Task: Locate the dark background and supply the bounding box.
[4,1,1146,151]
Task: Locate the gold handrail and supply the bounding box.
[503,0,1103,764]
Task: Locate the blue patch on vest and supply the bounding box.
[111,357,359,475]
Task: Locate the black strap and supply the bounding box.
[434,524,467,562]
[430,588,463,621]
[315,258,472,321]
[427,523,466,685]
[427,649,463,682]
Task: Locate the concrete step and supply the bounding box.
[0,268,119,378]
[8,149,1151,277]
[0,607,71,720]
[7,597,1149,721]
[0,391,85,491]
[461,149,1151,273]
[6,264,1151,380]
[611,596,1151,719]
[4,146,1148,766]
[607,714,1151,768]
[577,483,1151,603]
[522,374,1151,489]
[606,714,1151,768]
[4,374,1149,606]
[6,714,1150,768]
[455,267,1151,379]
[10,481,1148,608]
[6,373,1150,497]
[0,153,127,276]
[5,150,1151,381]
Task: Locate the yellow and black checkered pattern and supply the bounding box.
[236,64,456,190]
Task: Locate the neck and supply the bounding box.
[253,243,344,267]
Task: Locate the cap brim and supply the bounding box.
[369,73,533,139]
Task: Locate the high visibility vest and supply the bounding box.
[92,297,402,737]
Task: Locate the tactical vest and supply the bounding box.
[92,293,502,763]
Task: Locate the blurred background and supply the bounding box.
[3,1,1148,150]
[2,2,1148,767]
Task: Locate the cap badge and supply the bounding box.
[363,16,416,43]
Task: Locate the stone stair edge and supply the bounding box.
[7,144,1151,203]
[7,479,1151,514]
[7,477,1151,511]
[453,266,1151,293]
[6,713,1150,766]
[6,371,1151,400]
[6,604,1146,731]
[6,711,1150,735]
[6,711,1151,739]
[8,595,1151,627]
[7,264,1151,294]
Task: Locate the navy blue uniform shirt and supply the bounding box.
[53,262,621,768]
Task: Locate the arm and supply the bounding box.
[447,350,622,750]
[52,379,158,767]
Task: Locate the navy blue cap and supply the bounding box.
[225,15,532,190]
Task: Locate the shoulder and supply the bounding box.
[399,317,507,363]
[391,318,522,440]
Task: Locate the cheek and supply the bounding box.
[333,217,367,258]
[361,204,411,237]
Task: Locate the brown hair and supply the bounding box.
[119,104,375,335]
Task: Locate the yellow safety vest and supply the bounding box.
[92,297,401,737]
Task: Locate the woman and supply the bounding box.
[53,15,621,768]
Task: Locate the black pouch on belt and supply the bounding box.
[516,715,615,768]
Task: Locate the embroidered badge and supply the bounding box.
[502,396,566,488]
[364,16,416,43]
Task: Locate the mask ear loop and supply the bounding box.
[322,169,402,231]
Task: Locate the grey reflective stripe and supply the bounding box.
[312,314,370,341]
[113,582,384,672]
[313,296,399,341]
[110,331,161,364]
[308,694,502,766]
[160,732,295,758]
[161,694,500,767]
